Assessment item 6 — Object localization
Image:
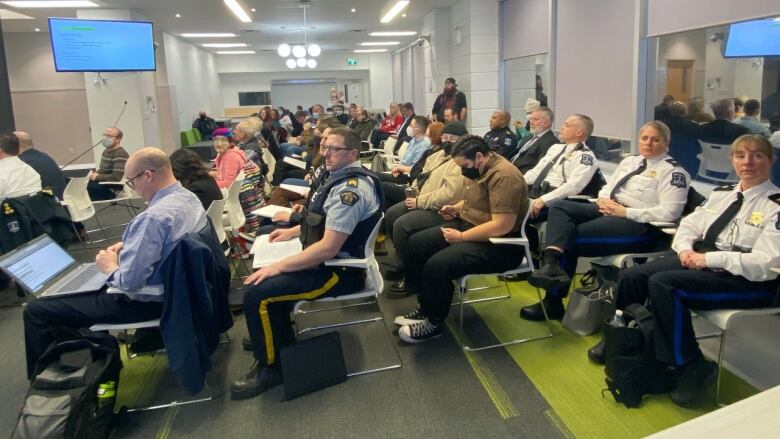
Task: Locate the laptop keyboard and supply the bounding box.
[54,265,102,292]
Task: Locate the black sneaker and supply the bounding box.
[528,263,571,290]
[230,363,283,400]
[399,319,444,343]
[394,307,426,326]
[519,295,565,321]
[587,338,606,365]
[670,357,718,407]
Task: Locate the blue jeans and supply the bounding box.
[281,143,306,157]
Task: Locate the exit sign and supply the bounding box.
[347,58,359,66]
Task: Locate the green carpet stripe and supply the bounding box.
[466,279,730,438]
[446,320,520,419]
[544,409,575,439]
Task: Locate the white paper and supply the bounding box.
[252,234,302,267]
[279,183,310,196]
[251,204,292,218]
[283,156,307,169]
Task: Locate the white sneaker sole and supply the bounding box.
[398,325,444,343]
[393,315,425,326]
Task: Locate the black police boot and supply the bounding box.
[670,356,718,407]
[519,294,565,321]
[242,337,252,352]
[231,363,283,400]
[587,337,606,365]
[528,249,571,290]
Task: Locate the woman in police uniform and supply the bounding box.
[521,121,691,321]
[590,134,780,407]
[393,136,528,343]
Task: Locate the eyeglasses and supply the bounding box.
[322,145,354,154]
[125,169,153,189]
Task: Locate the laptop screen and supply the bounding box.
[0,235,75,293]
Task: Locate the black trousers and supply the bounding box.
[381,182,407,210]
[543,200,667,297]
[23,291,163,378]
[378,173,411,185]
[404,219,525,321]
[242,266,365,367]
[371,130,392,148]
[87,180,120,201]
[614,256,778,366]
[391,209,446,272]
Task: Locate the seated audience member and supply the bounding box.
[654,95,674,121]
[392,136,528,342]
[210,136,246,189]
[771,116,780,149]
[588,134,780,407]
[370,102,404,147]
[346,106,357,129]
[514,98,540,139]
[734,99,771,137]
[271,120,341,186]
[393,102,416,144]
[505,107,559,174]
[381,116,431,185]
[351,108,375,143]
[231,127,382,399]
[520,121,690,321]
[686,97,714,124]
[443,108,457,123]
[733,97,745,119]
[192,111,217,141]
[15,131,66,199]
[87,127,129,201]
[484,110,519,157]
[698,98,749,147]
[23,147,208,378]
[233,120,267,172]
[290,110,306,137]
[0,132,41,198]
[664,102,701,176]
[170,148,223,210]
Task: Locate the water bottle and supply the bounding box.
[97,381,116,408]
[609,310,626,328]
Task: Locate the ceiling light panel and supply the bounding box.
[380,0,409,24]
[359,42,400,46]
[181,33,236,38]
[223,0,251,23]
[217,50,256,54]
[354,49,388,53]
[369,31,417,36]
[202,43,248,48]
[1,1,97,7]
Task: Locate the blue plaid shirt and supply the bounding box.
[108,182,207,300]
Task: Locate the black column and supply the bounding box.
[0,19,15,133]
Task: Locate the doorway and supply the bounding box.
[666,60,694,102]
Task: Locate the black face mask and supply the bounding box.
[460,165,480,180]
[441,141,454,155]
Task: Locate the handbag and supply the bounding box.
[562,270,615,336]
[370,154,389,173]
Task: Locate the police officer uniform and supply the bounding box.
[615,179,780,367]
[396,154,528,335]
[524,142,599,203]
[241,162,382,370]
[528,154,691,305]
[484,127,518,158]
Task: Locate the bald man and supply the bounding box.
[88,127,129,201]
[16,131,67,199]
[22,147,207,378]
[483,110,518,156]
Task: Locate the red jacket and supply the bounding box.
[380,113,404,134]
[214,147,246,188]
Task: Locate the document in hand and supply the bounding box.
[279,184,310,196]
[252,204,293,218]
[283,156,307,170]
[252,234,302,268]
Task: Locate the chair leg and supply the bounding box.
[715,328,728,407]
[346,303,403,377]
[125,381,215,413]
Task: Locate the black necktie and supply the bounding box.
[700,192,744,252]
[530,144,572,197]
[609,159,647,199]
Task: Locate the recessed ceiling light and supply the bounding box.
[350,8,356,13]
[202,43,248,48]
[175,13,182,18]
[34,27,40,31]
[224,0,251,23]
[380,0,409,23]
[402,13,406,18]
[360,41,399,46]
[0,9,33,19]
[1,1,98,7]
[251,8,256,12]
[216,50,256,54]
[181,33,237,38]
[354,49,387,53]
[369,31,416,36]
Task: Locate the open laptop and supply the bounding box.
[0,235,109,298]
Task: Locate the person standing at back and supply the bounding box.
[432,78,468,123]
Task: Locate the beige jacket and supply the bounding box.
[413,150,465,210]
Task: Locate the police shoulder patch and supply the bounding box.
[580,154,594,166]
[346,178,359,188]
[714,183,737,192]
[340,191,360,206]
[504,137,513,146]
[670,172,687,188]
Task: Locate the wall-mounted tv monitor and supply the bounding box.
[48,18,156,72]
[723,17,780,58]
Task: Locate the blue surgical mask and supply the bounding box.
[101,137,114,147]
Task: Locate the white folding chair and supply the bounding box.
[206,199,229,257]
[292,214,402,376]
[222,176,253,276]
[455,199,554,351]
[697,140,738,185]
[61,176,95,229]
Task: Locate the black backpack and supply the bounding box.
[12,329,122,439]
[602,304,676,408]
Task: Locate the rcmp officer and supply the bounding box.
[521,121,690,321]
[483,110,519,157]
[393,136,528,343]
[231,127,382,400]
[589,134,780,407]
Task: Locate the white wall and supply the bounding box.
[369,53,393,109]
[162,32,222,135]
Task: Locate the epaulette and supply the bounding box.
[665,158,681,167]
[769,193,780,205]
[713,184,737,192]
